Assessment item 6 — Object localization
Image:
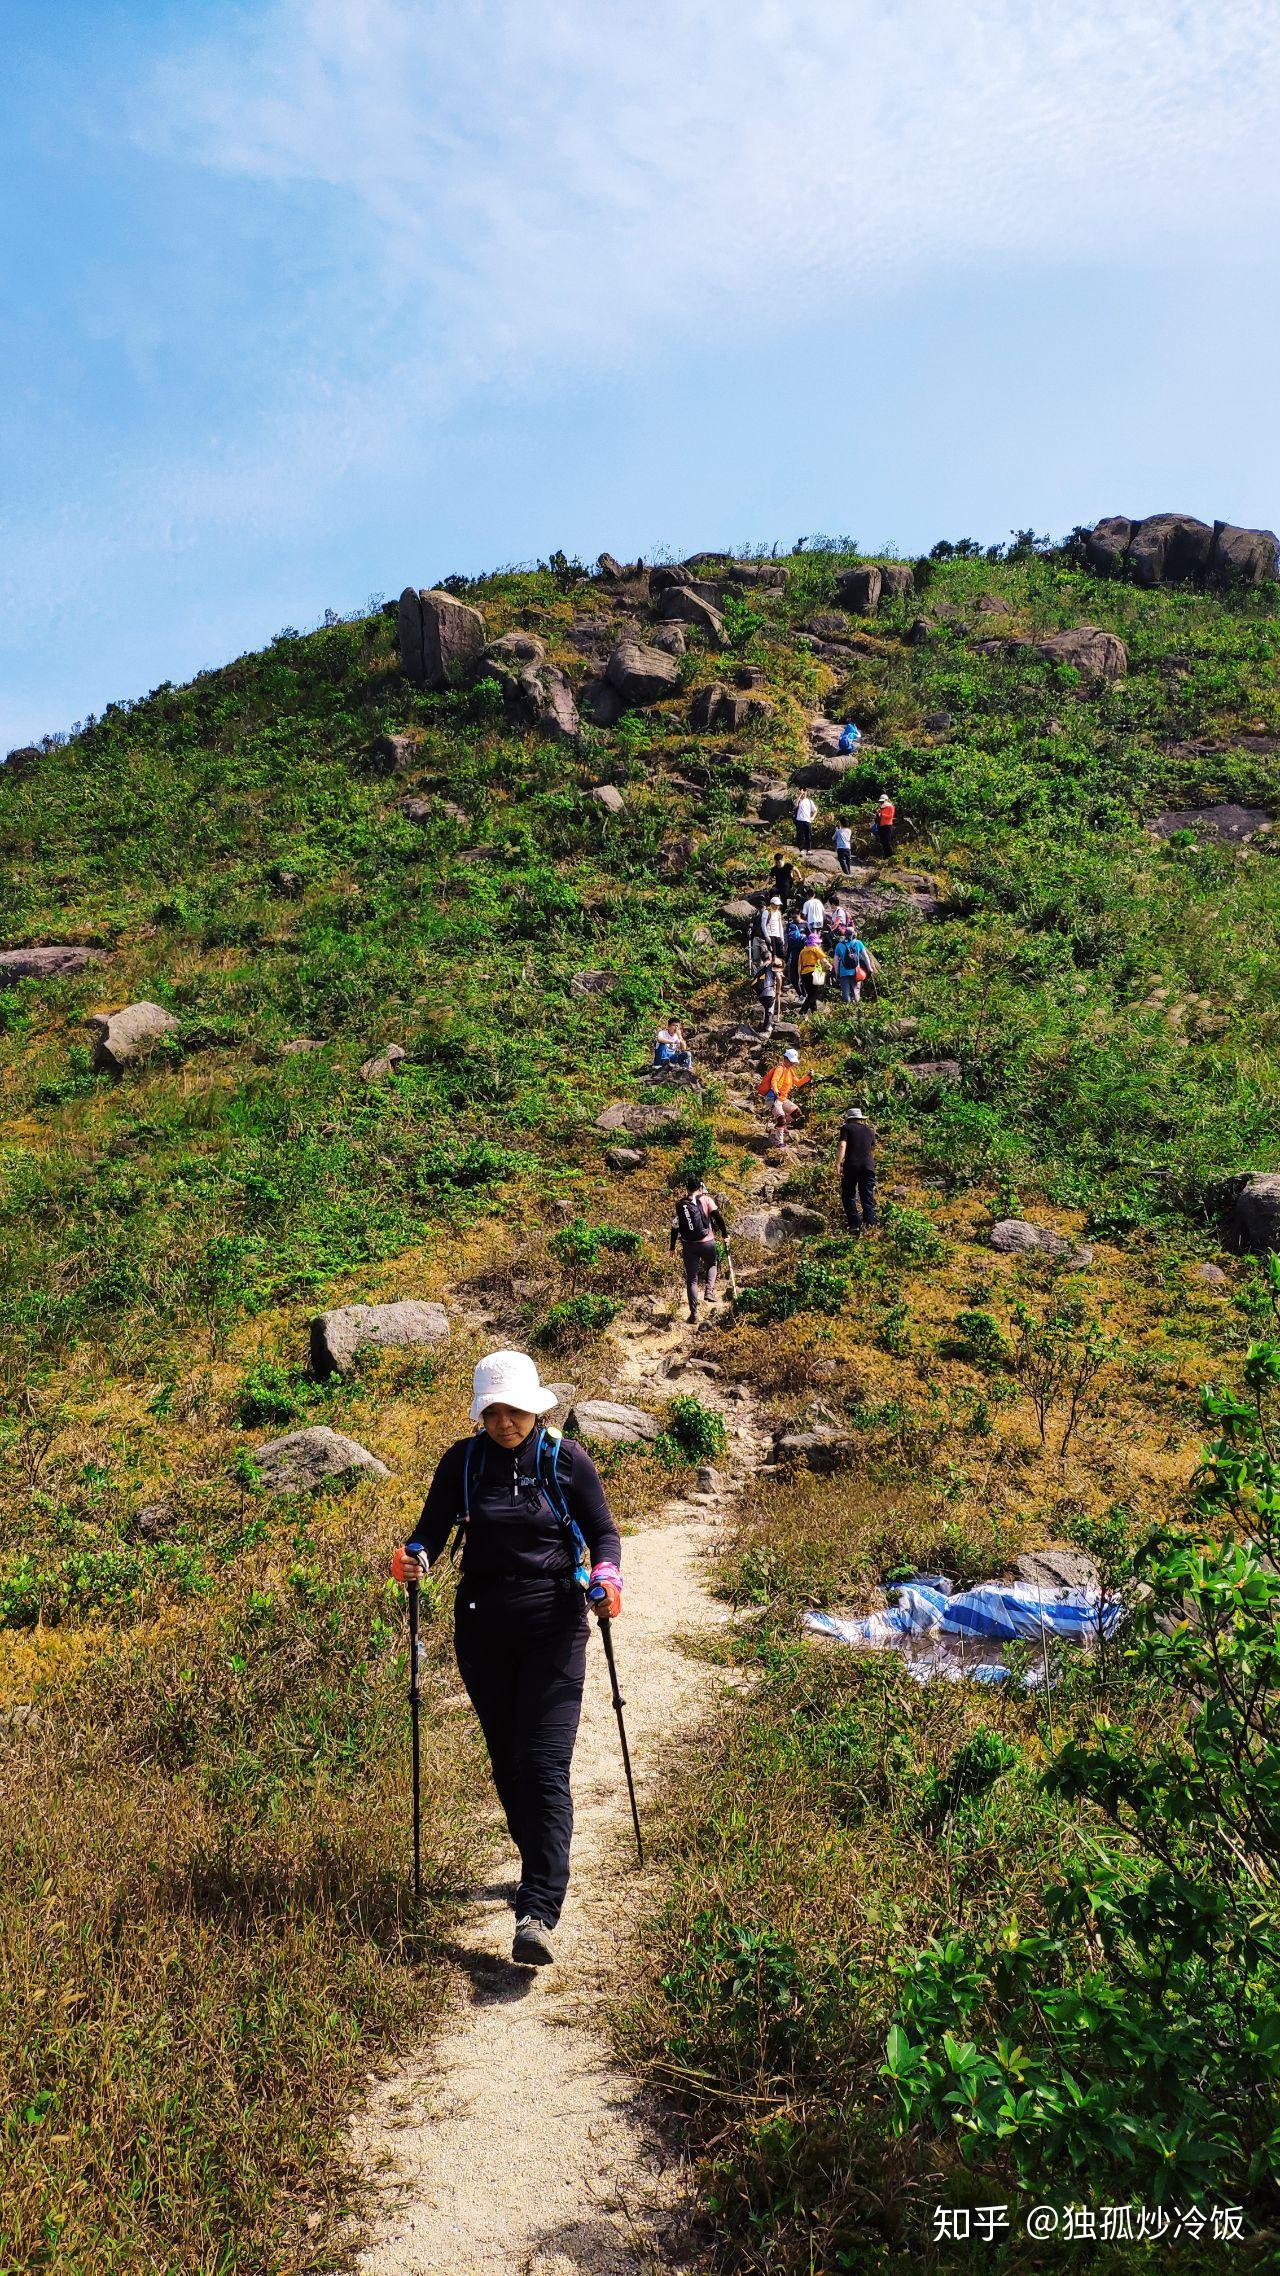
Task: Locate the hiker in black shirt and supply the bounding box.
[670,1174,727,1324]
[397,1349,621,1968]
[836,1105,877,1232]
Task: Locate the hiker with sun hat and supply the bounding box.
[392,1349,622,1969]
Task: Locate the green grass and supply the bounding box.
[2,539,1279,2269]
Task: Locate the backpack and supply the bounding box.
[454,1426,590,1590]
[676,1191,712,1243]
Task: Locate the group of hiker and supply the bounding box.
[387,767,895,1973]
[794,788,896,860]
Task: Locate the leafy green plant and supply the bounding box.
[880,1203,946,1265]
[550,1218,644,1279]
[942,1308,1009,1369]
[657,1392,728,1468]
[736,1257,851,1324]
[536,1293,621,1349]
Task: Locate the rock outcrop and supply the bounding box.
[1084,513,1278,586]
[1036,627,1128,682]
[567,1398,660,1447]
[310,1299,450,1378]
[1224,1173,1280,1254]
[0,945,100,981]
[659,587,727,645]
[398,587,486,689]
[88,1001,179,1071]
[835,566,882,614]
[605,641,680,706]
[252,1426,390,1493]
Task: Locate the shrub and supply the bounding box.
[881,1202,947,1265]
[942,1308,1009,1369]
[550,1219,644,1277]
[657,1392,728,1468]
[536,1294,621,1349]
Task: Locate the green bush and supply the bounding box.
[735,1257,851,1324]
[656,1392,728,1469]
[536,1293,621,1349]
[942,1308,1009,1368]
[880,1202,947,1265]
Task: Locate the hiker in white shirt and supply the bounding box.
[794,793,817,852]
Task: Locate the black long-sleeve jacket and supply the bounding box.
[406,1427,620,1587]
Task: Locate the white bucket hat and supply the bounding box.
[470,1348,559,1422]
[784,1047,800,1063]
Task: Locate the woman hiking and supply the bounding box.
[393,1349,622,1969]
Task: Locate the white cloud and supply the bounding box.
[143,0,1280,406]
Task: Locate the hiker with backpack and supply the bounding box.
[392,1349,622,1969]
[784,911,807,992]
[836,1105,877,1231]
[670,1174,728,1325]
[754,955,783,1035]
[769,853,798,906]
[794,792,817,852]
[834,931,875,1004]
[756,894,787,965]
[800,889,826,936]
[797,931,833,1016]
[758,1046,812,1147]
[872,792,896,858]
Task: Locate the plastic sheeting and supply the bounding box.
[804,1574,1122,1684]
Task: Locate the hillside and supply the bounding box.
[2,535,1279,2272]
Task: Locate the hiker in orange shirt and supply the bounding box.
[757,1047,812,1147]
[872,791,896,859]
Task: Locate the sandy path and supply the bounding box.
[350,1309,763,2276]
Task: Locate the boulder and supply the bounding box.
[605,640,681,706]
[0,945,99,982]
[719,898,760,924]
[975,594,1011,615]
[990,1218,1070,1256]
[521,665,580,741]
[835,566,882,614]
[1128,514,1214,587]
[658,835,699,878]
[401,796,432,825]
[398,587,486,689]
[1148,803,1271,845]
[567,1398,660,1447]
[878,564,914,600]
[595,1100,680,1135]
[735,664,766,689]
[803,613,857,645]
[1225,1173,1280,1254]
[3,745,41,775]
[605,1145,644,1173]
[588,783,625,814]
[650,622,687,656]
[581,677,625,727]
[795,754,860,790]
[808,716,846,756]
[690,684,770,731]
[88,1001,179,1072]
[597,552,624,580]
[759,784,793,822]
[734,1210,789,1249]
[359,1043,406,1082]
[569,969,616,997]
[280,1036,325,1056]
[906,615,935,645]
[371,733,418,774]
[252,1425,390,1493]
[901,1058,961,1088]
[1197,1262,1229,1288]
[484,630,546,674]
[715,558,788,590]
[924,711,952,731]
[1210,521,1279,584]
[1014,1547,1100,1596]
[773,1426,855,1473]
[310,1298,451,1378]
[1084,516,1135,575]
[1036,627,1128,682]
[133,1500,176,1544]
[659,587,727,644]
[780,1203,826,1236]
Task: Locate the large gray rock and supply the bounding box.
[835,566,882,614]
[795,754,860,790]
[595,1099,681,1135]
[1128,514,1214,587]
[1210,521,1280,583]
[567,1398,660,1447]
[359,1043,406,1083]
[252,1426,390,1493]
[759,783,793,821]
[310,1299,450,1379]
[484,630,546,674]
[659,587,727,645]
[0,945,100,982]
[734,1209,789,1249]
[581,676,625,727]
[588,783,625,814]
[88,1001,179,1072]
[1225,1174,1280,1254]
[371,732,418,774]
[990,1218,1070,1256]
[1037,627,1128,682]
[1084,516,1136,575]
[606,640,681,705]
[1148,803,1271,845]
[398,587,485,689]
[877,564,914,600]
[773,1426,855,1473]
[1014,1547,1100,1596]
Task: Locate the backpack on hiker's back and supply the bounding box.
[675,1190,712,1243]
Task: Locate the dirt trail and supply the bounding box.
[349,1308,767,2276]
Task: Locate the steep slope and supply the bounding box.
[1,539,1278,2271]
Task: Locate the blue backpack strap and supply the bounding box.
[537,1428,590,1591]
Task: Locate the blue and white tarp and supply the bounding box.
[804,1575,1122,1684]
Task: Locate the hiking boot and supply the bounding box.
[512,1916,556,1966]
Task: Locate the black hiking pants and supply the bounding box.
[794,820,812,851]
[681,1233,719,1316]
[454,1581,587,1928]
[842,1167,877,1231]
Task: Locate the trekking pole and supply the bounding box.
[595,1612,644,1867]
[407,1578,422,1901]
[722,1237,739,1301]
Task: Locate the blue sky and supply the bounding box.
[3,0,1279,753]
